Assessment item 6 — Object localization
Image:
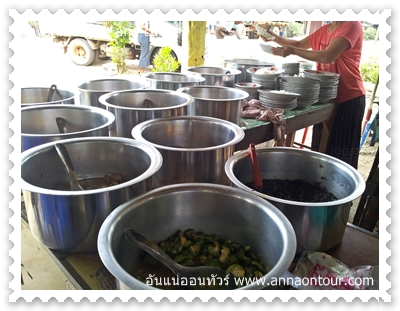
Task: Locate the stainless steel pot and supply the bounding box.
[131,116,244,187]
[21,104,115,152]
[222,59,275,83]
[21,86,76,107]
[176,85,248,125]
[98,89,193,138]
[21,137,163,253]
[144,72,205,90]
[77,79,147,107]
[186,66,242,87]
[97,183,297,290]
[225,147,366,254]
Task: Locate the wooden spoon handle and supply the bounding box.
[249,143,263,190]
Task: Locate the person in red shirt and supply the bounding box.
[263,21,366,169]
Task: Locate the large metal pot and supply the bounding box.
[97,183,297,290]
[131,116,244,187]
[21,137,163,253]
[176,85,248,125]
[21,86,76,107]
[77,79,147,107]
[21,104,115,152]
[225,147,366,254]
[98,89,193,138]
[222,59,275,83]
[186,66,242,87]
[144,72,205,90]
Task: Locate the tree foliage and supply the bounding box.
[105,21,135,74]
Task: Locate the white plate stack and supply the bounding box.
[281,62,300,76]
[247,67,282,91]
[279,76,320,108]
[258,90,300,112]
[302,70,340,103]
[235,82,262,100]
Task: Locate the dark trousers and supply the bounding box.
[311,95,366,169]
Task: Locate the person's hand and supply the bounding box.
[150,31,157,37]
[260,30,277,42]
[271,46,294,58]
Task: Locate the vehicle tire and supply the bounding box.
[67,38,97,66]
[235,24,247,39]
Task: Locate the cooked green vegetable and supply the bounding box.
[153,229,269,288]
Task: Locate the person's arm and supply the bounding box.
[272,37,350,64]
[262,31,311,49]
[141,22,156,36]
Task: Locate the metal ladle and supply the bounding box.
[54,143,84,191]
[124,229,236,290]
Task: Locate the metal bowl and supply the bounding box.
[222,59,275,83]
[225,147,366,254]
[21,104,115,152]
[21,137,163,253]
[144,72,205,90]
[186,66,242,87]
[176,85,248,125]
[77,78,147,107]
[131,116,244,187]
[98,89,193,138]
[21,86,76,107]
[97,183,297,290]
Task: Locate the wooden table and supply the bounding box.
[235,102,336,151]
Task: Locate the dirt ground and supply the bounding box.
[15,34,380,230]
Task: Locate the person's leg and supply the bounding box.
[326,96,366,169]
[138,34,150,73]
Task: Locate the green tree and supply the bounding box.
[360,56,379,83]
[105,21,135,74]
[363,27,377,41]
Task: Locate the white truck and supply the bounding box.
[50,21,183,66]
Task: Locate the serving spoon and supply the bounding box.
[54,143,84,191]
[124,229,236,290]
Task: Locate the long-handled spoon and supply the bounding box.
[54,143,84,191]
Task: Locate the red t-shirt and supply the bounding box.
[308,22,365,103]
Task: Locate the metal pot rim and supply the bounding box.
[131,115,245,151]
[186,66,242,76]
[97,182,297,290]
[176,85,249,101]
[21,104,116,137]
[98,89,194,111]
[20,136,163,195]
[225,146,366,206]
[21,87,76,106]
[77,78,147,92]
[223,58,275,65]
[143,72,206,83]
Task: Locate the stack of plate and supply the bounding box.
[302,70,340,103]
[258,90,300,112]
[281,62,300,76]
[279,76,320,108]
[235,82,262,100]
[247,67,282,90]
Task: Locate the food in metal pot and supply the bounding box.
[129,228,269,289]
[56,172,125,190]
[245,179,338,202]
